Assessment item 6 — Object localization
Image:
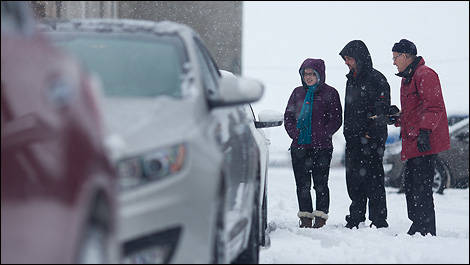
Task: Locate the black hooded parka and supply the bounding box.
[339,40,391,226]
[340,40,391,143]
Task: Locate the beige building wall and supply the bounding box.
[30,1,242,74]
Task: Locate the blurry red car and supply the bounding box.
[1,2,118,263]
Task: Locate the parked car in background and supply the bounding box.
[41,19,283,263]
[447,113,468,126]
[341,114,469,167]
[385,129,401,145]
[384,117,469,194]
[1,2,118,263]
[221,70,283,247]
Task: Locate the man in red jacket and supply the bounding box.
[391,39,450,236]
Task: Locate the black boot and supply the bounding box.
[345,221,359,229]
[407,222,418,235]
[345,215,361,229]
[370,220,389,229]
[407,222,435,236]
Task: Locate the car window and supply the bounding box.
[193,37,220,98]
[245,104,256,121]
[455,127,469,142]
[50,32,186,98]
[195,38,221,80]
[448,115,469,126]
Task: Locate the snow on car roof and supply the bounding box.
[38,18,196,38]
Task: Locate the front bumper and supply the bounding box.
[117,142,222,263]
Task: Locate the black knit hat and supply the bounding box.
[392,39,417,55]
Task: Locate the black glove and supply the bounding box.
[417,129,431,153]
[387,105,400,125]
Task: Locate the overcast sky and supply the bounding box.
[242,1,469,152]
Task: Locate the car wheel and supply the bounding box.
[260,183,268,247]
[232,180,260,264]
[212,176,226,264]
[76,224,109,264]
[433,159,451,194]
[399,160,451,195]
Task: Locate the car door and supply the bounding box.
[445,122,469,184]
[192,36,257,255]
[244,104,268,191]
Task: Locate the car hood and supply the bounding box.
[101,96,198,161]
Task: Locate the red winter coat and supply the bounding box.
[395,57,450,161]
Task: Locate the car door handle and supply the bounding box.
[265,138,271,145]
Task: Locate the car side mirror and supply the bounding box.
[255,110,283,128]
[209,70,264,108]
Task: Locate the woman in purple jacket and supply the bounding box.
[284,58,342,228]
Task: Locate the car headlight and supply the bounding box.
[117,143,186,190]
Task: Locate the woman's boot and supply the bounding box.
[298,211,313,228]
[312,210,328,228]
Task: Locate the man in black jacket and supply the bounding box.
[339,40,391,229]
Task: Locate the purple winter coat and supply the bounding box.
[284,58,343,149]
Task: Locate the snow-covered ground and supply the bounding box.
[261,166,469,264]
[243,5,469,261]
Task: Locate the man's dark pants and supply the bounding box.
[345,137,388,224]
[404,154,437,236]
[290,147,333,214]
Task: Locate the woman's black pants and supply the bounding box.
[290,147,333,214]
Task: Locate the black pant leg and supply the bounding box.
[345,141,367,222]
[404,154,437,236]
[404,159,417,223]
[311,148,333,214]
[291,147,313,213]
[364,140,387,223]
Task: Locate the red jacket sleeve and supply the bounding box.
[416,67,446,131]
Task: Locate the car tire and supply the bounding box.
[260,183,268,247]
[232,180,260,264]
[211,176,226,264]
[433,159,451,194]
[398,159,451,195]
[76,223,109,264]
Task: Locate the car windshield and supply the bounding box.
[49,32,185,98]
